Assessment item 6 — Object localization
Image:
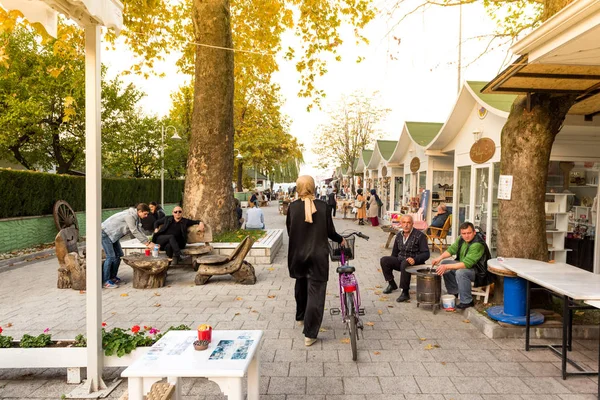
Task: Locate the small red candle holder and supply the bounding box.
[197,326,212,342]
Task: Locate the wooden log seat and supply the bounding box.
[56,226,86,290]
[194,236,256,285]
[122,254,171,289]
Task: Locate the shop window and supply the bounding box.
[457,166,471,228]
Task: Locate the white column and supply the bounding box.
[85,25,105,392]
[161,126,165,206]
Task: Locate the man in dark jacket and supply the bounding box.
[380,215,430,302]
[152,206,204,264]
[287,175,345,347]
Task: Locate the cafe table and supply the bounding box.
[121,330,262,400]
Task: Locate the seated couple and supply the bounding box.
[380,216,492,309]
[153,206,205,264]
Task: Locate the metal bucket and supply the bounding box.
[415,268,441,307]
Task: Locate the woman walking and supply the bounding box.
[356,188,367,225]
[286,175,345,346]
[367,189,380,226]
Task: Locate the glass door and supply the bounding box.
[394,176,403,211]
[457,166,471,227]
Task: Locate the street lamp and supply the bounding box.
[161,125,182,206]
[234,149,243,159]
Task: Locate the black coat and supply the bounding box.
[286,199,343,282]
[152,216,200,246]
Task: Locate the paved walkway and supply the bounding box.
[0,204,598,399]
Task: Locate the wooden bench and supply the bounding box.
[195,236,256,285]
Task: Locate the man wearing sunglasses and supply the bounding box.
[152,206,205,264]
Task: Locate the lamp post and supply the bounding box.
[234,149,243,191]
[161,125,182,206]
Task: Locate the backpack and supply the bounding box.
[327,192,336,206]
[376,196,383,208]
[456,232,494,287]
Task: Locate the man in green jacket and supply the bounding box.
[431,222,489,309]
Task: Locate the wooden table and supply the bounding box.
[496,258,600,382]
[122,330,262,400]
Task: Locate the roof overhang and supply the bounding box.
[482,0,600,119]
[0,0,124,37]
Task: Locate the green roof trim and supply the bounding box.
[377,140,397,161]
[467,81,517,113]
[361,149,373,164]
[405,122,443,146]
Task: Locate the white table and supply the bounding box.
[121,330,262,400]
[494,258,600,381]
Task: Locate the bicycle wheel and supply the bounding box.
[344,292,358,361]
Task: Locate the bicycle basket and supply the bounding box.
[328,237,355,261]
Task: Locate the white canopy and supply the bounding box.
[0,0,123,37]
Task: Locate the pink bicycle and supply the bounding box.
[329,230,369,361]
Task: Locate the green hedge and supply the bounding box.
[0,169,184,219]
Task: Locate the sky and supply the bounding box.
[102,1,522,183]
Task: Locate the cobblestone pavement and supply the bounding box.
[0,204,598,399]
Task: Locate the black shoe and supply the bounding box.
[396,290,410,302]
[382,281,398,294]
[456,301,474,309]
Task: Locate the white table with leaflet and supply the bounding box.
[121,330,262,400]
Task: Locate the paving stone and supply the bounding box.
[261,362,290,377]
[342,377,382,394]
[414,377,458,394]
[519,362,562,377]
[324,362,359,377]
[289,362,325,377]
[379,376,420,394]
[450,377,496,394]
[487,362,533,377]
[306,377,344,395]
[484,377,534,394]
[520,377,571,394]
[357,362,394,376]
[267,377,306,394]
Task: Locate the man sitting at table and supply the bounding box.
[431,222,493,309]
[153,206,205,264]
[380,215,430,302]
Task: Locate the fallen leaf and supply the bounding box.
[154,292,161,296]
[434,344,440,348]
[267,268,275,271]
[441,362,446,365]
[575,311,584,316]
[365,322,374,327]
[235,313,241,316]
[111,312,116,315]
[319,328,327,332]
[235,297,243,301]
[267,295,276,299]
[120,293,129,297]
[424,344,434,350]
[419,338,427,341]
[374,290,382,295]
[6,323,12,327]
[387,305,394,308]
[377,269,382,273]
[375,285,382,288]
[373,351,381,355]
[379,297,388,301]
[251,310,258,313]
[463,319,470,324]
[153,303,161,307]
[340,338,350,344]
[377,310,383,315]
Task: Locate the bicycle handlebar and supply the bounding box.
[341,231,369,241]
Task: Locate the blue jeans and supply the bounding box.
[441,260,476,304]
[101,231,123,284]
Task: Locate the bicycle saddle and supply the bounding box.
[336,266,355,274]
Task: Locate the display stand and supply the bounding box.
[545,193,574,263]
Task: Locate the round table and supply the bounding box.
[486,258,544,326]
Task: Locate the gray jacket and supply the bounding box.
[101,208,148,244]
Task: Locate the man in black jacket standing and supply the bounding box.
[380,215,430,302]
[153,206,204,264]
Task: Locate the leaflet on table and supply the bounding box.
[209,339,254,360]
[142,335,195,361]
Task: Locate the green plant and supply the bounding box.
[0,334,13,348]
[19,333,52,348]
[74,334,86,348]
[102,325,156,357]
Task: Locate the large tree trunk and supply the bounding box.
[498,93,577,260]
[185,0,236,233]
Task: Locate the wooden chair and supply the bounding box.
[427,214,452,253]
[194,236,256,285]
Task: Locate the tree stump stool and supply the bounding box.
[182,244,213,271]
[56,226,86,290]
[122,254,170,289]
